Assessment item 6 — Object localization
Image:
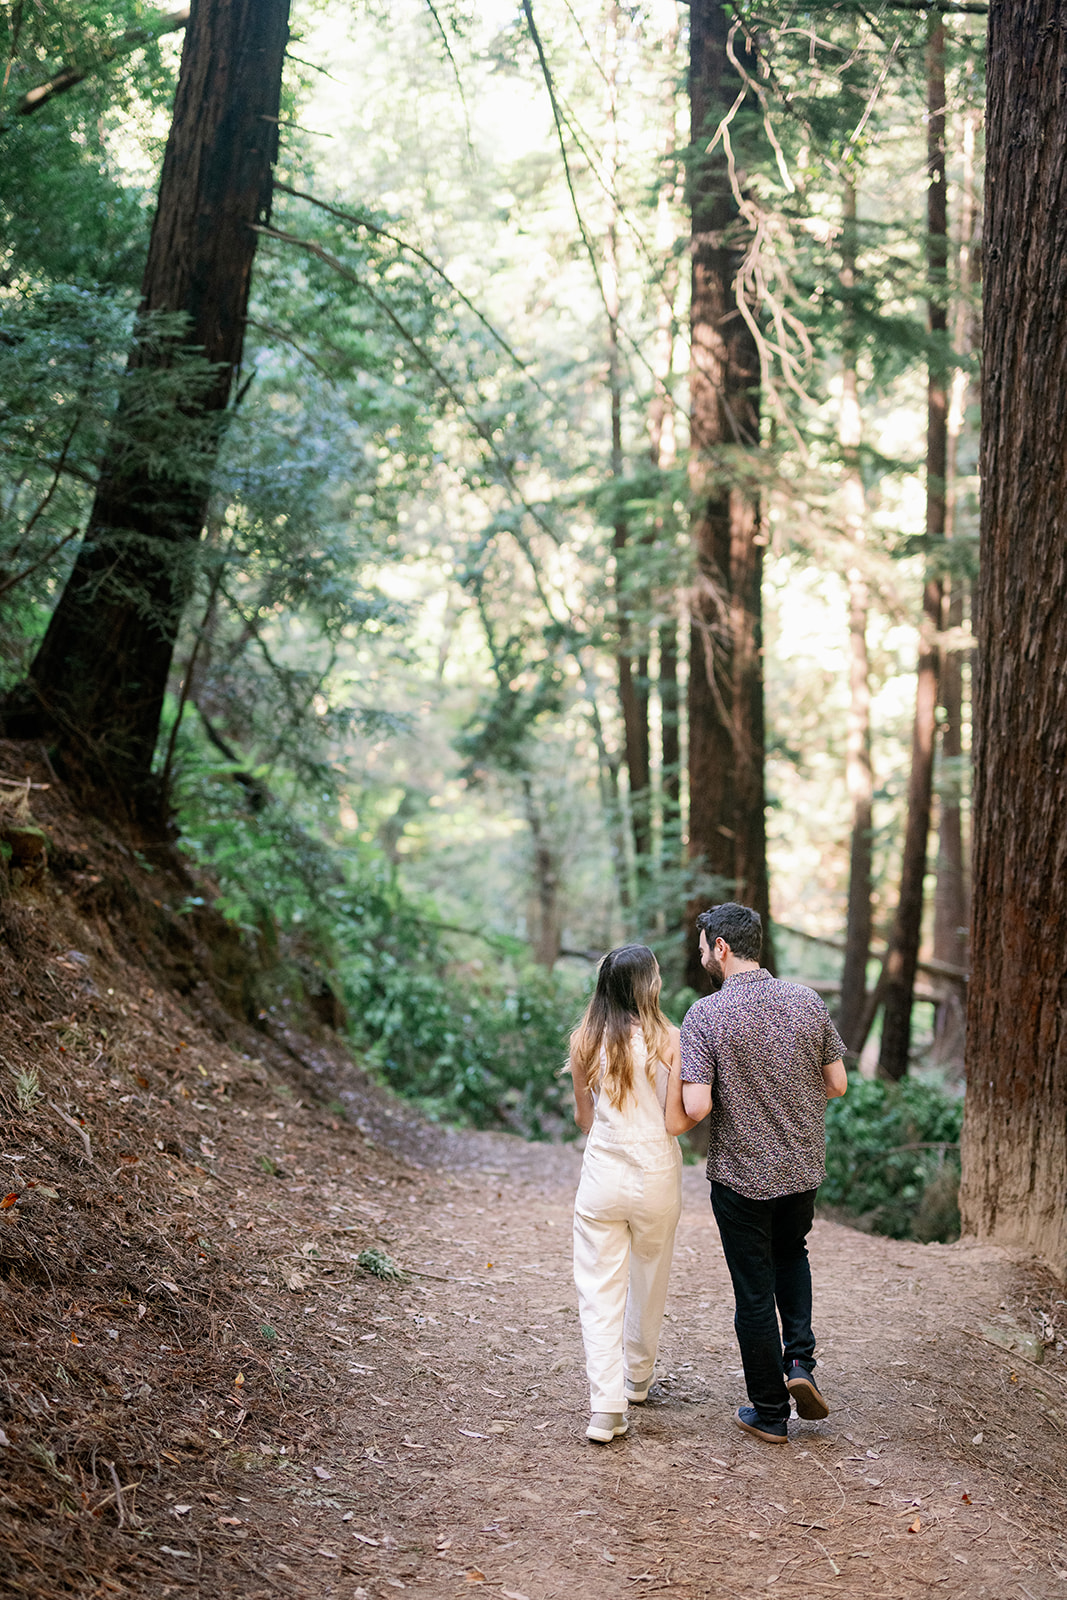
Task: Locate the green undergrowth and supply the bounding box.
[822,1076,964,1242]
[175,760,581,1136]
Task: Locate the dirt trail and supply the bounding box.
[224,1127,1067,1600]
[2,746,1066,1600]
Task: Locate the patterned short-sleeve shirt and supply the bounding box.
[679,969,847,1200]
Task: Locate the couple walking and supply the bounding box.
[569,901,848,1445]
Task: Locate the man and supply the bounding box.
[667,902,847,1443]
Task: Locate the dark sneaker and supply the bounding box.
[785,1362,829,1420]
[733,1405,788,1443]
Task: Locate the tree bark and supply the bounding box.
[2,0,290,820]
[837,175,875,1052]
[877,16,947,1080]
[604,5,651,884]
[932,106,979,1066]
[960,0,1067,1276]
[521,776,561,969]
[685,0,770,991]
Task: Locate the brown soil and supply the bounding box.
[2,745,1067,1600]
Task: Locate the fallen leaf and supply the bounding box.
[501,1591,531,1600]
[951,1554,968,1564]
[160,1280,180,1294]
[458,1429,487,1439]
[234,1372,244,1388]
[352,1532,379,1545]
[907,1519,921,1534]
[464,1572,486,1584]
[972,1432,984,1445]
[316,1549,338,1559]
[487,1423,507,1434]
[601,1550,616,1564]
[961,1492,971,1504]
[172,1505,192,1517]
[219,1517,243,1526]
[313,1465,332,1481]
[1,1193,19,1209]
[159,1547,192,1558]
[37,1186,60,1200]
[0,1428,10,1446]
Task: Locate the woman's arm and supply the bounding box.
[663,1025,704,1135]
[570,1052,595,1135]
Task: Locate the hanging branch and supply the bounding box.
[252,222,569,568]
[421,0,475,156]
[273,181,545,393]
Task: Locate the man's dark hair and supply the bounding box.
[696,902,763,962]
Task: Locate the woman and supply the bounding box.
[569,943,686,1443]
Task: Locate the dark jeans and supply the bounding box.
[710,1181,817,1424]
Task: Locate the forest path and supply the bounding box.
[261,1131,1067,1600]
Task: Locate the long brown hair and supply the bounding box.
[569,944,672,1110]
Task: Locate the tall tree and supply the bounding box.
[836,173,875,1052]
[961,0,1067,1275]
[685,0,770,989]
[2,0,291,819]
[604,3,652,884]
[876,14,947,1080]
[932,102,979,1063]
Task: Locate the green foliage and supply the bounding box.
[357,1248,408,1282]
[174,741,580,1138]
[822,1077,963,1241]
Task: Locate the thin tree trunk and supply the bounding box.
[2,0,290,820]
[960,0,1067,1276]
[521,776,561,969]
[837,175,875,1051]
[685,0,770,991]
[604,4,651,888]
[877,16,947,1081]
[650,135,681,878]
[932,106,979,1065]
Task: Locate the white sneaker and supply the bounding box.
[586,1411,628,1442]
[625,1377,652,1403]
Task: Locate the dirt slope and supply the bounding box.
[2,744,1066,1600]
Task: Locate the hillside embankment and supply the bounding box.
[2,740,1066,1600]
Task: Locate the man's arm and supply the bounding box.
[679,1080,712,1125]
[822,1057,847,1099]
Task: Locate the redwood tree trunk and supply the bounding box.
[932,107,978,1066]
[877,17,947,1080]
[3,0,290,818]
[605,7,651,888]
[960,0,1067,1275]
[837,176,874,1051]
[685,0,770,990]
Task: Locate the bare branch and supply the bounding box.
[273,181,545,393]
[0,526,83,602]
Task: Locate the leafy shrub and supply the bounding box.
[822,1077,963,1241]
[175,762,580,1136]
